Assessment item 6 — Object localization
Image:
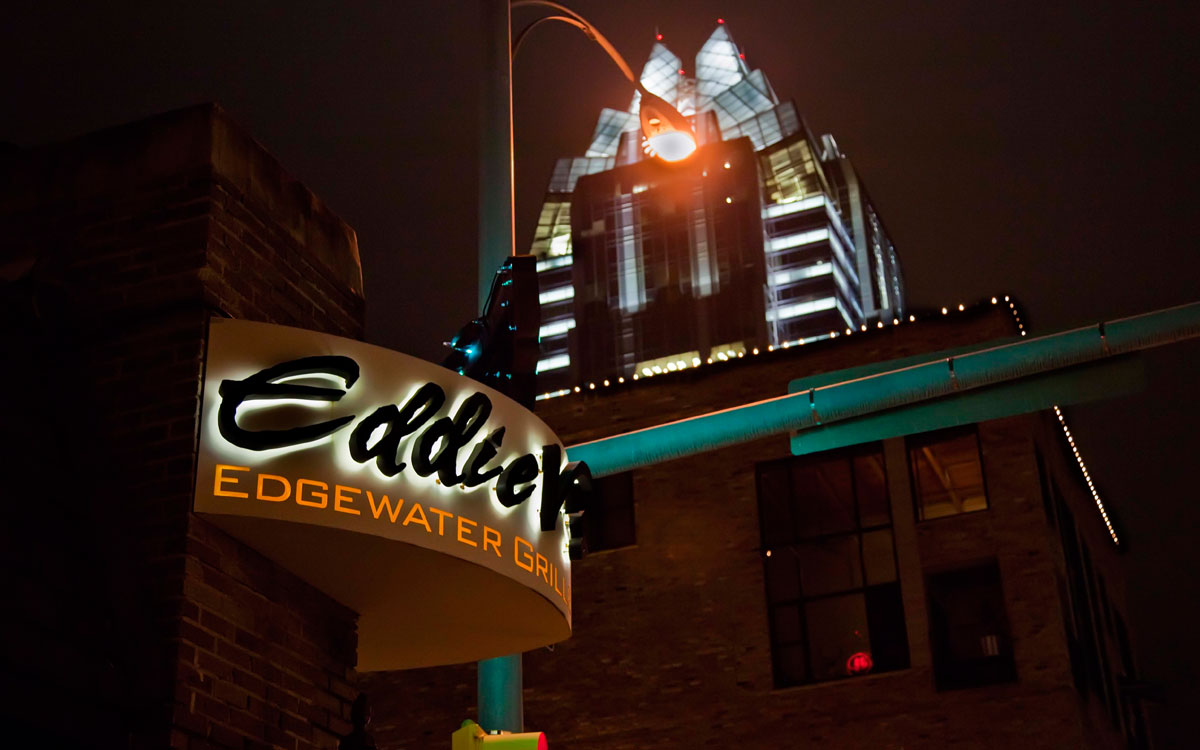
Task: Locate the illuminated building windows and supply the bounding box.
[528,23,905,392]
[760,134,824,204]
[756,445,909,688]
[587,109,638,158]
[535,353,569,373]
[925,561,1018,690]
[586,472,635,552]
[547,157,615,194]
[538,285,574,305]
[693,23,750,107]
[907,426,989,521]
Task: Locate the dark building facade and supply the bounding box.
[1,105,366,749]
[568,137,767,385]
[1,107,1162,750]
[369,303,1152,750]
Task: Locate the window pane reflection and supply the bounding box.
[908,428,988,521]
[757,444,909,687]
[805,594,870,682]
[797,537,862,596]
[791,459,854,538]
[862,530,897,584]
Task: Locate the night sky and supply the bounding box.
[4,0,1198,732]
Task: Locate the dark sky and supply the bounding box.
[4,0,1198,731]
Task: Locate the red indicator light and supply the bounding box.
[739,53,745,59]
[678,68,685,75]
[846,651,874,675]
[656,33,663,41]
[718,18,724,24]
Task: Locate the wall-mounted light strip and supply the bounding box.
[536,353,570,373]
[771,262,832,286]
[539,286,575,305]
[767,296,837,321]
[539,318,576,338]
[536,254,574,272]
[763,195,826,219]
[767,227,829,252]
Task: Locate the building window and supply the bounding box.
[585,472,635,552]
[925,561,1018,690]
[756,445,909,688]
[907,426,988,521]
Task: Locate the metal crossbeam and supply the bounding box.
[566,301,1200,477]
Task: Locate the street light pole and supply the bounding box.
[474,0,698,733]
[478,0,516,310]
[477,0,523,734]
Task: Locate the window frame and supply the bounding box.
[906,425,990,523]
[756,443,909,688]
[924,559,1019,691]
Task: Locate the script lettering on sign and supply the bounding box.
[193,318,583,668]
[216,357,590,533]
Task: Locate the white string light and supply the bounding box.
[538,294,1030,400]
[1053,405,1120,546]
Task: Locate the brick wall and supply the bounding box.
[366,307,1089,749]
[0,104,364,749]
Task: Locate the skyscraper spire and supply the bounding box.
[694,23,751,109]
[530,25,906,397]
[627,41,683,115]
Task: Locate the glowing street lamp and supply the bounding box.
[479,0,696,303]
[638,89,697,161]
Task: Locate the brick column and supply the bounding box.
[0,104,366,749]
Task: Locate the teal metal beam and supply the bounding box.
[566,301,1200,477]
[791,355,1144,456]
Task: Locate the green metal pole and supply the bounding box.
[479,0,516,307]
[477,0,523,734]
[477,652,523,733]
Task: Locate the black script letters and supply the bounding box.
[410,393,494,485]
[348,383,446,476]
[216,356,592,537]
[463,427,506,488]
[497,454,539,507]
[218,356,359,451]
[538,444,593,532]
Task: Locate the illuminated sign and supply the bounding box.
[194,318,587,669]
[846,651,874,675]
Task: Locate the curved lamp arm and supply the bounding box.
[512,15,590,60]
[511,0,639,87]
[510,0,696,161]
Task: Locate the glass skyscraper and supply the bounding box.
[531,22,905,397]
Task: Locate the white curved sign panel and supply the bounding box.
[194,318,575,669]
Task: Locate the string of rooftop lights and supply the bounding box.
[537,294,1020,401]
[1052,408,1120,546]
[989,298,1117,546]
[539,293,1122,547]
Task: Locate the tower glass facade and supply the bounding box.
[531,23,905,396]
